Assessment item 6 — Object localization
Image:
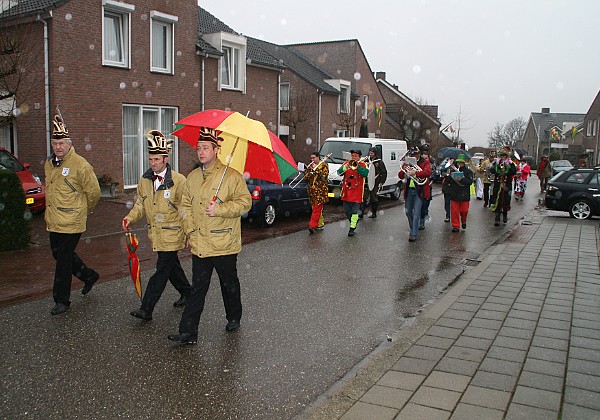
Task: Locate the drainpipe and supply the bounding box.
[317,89,322,150]
[41,15,50,156]
[277,71,281,137]
[201,54,206,111]
[535,124,540,162]
[595,115,600,166]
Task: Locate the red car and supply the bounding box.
[0,147,46,213]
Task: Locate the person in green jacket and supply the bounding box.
[122,130,192,321]
[168,127,252,344]
[44,115,100,315]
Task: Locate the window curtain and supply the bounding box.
[122,106,139,187]
[152,21,167,69]
[104,14,122,63]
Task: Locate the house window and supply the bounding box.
[334,129,349,137]
[280,83,290,111]
[150,11,177,74]
[102,0,134,68]
[339,84,350,114]
[221,45,240,89]
[362,95,368,120]
[588,119,598,137]
[122,105,178,188]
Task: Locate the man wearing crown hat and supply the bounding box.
[44,114,101,315]
[490,145,517,225]
[168,127,251,344]
[122,130,192,321]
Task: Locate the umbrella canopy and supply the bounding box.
[438,147,473,160]
[173,110,296,184]
[125,233,142,300]
[513,147,526,159]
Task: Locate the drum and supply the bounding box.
[368,164,376,191]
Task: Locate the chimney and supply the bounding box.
[541,107,550,114]
[375,71,386,81]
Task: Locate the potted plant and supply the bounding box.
[97,174,118,198]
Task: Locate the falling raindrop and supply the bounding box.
[132,81,139,88]
[145,91,152,98]
[305,138,313,146]
[412,120,421,129]
[413,65,421,74]
[65,13,72,21]
[425,129,431,136]
[556,82,564,90]
[156,81,161,87]
[475,49,483,56]
[0,203,5,211]
[498,94,506,101]
[58,66,65,73]
[85,144,92,151]
[24,211,32,221]
[193,82,199,88]
[85,238,91,244]
[12,108,21,117]
[181,72,186,77]
[243,171,250,179]
[140,14,148,21]
[89,44,95,50]
[126,200,134,209]
[301,255,309,263]
[280,18,287,26]
[255,110,262,117]
[177,51,182,56]
[354,72,361,80]
[119,82,126,89]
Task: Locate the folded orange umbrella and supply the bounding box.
[125,232,142,300]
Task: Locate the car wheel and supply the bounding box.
[568,199,593,220]
[262,203,277,226]
[389,184,401,200]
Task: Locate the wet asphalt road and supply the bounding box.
[0,183,541,419]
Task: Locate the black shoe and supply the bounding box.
[451,228,459,232]
[308,227,315,234]
[503,214,508,223]
[348,228,355,237]
[408,236,417,242]
[494,221,500,226]
[81,271,100,295]
[418,224,425,230]
[173,295,187,307]
[483,203,488,207]
[358,213,364,219]
[444,217,450,222]
[369,213,377,218]
[462,223,467,229]
[50,303,70,315]
[226,319,240,332]
[130,308,152,321]
[168,333,198,344]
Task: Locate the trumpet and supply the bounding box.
[290,153,332,189]
[343,155,370,171]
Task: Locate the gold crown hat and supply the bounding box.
[146,130,173,156]
[197,127,223,146]
[51,115,70,141]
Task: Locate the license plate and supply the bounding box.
[26,198,34,204]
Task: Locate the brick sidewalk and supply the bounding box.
[304,216,600,419]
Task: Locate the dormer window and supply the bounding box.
[324,79,351,114]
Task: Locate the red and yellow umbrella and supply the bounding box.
[173,109,298,185]
[125,232,142,300]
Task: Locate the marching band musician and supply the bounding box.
[471,157,485,201]
[418,145,433,230]
[398,147,431,242]
[489,145,517,226]
[447,154,473,232]
[513,156,531,202]
[360,147,387,219]
[481,151,495,207]
[337,149,369,237]
[305,151,329,233]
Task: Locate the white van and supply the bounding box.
[319,137,408,200]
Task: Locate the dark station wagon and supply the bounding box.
[245,171,310,226]
[545,168,600,219]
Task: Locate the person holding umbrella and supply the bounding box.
[446,154,473,232]
[169,127,252,344]
[122,130,192,321]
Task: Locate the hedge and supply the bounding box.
[0,169,31,251]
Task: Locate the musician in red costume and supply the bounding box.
[337,149,368,236]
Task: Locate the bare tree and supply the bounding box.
[454,104,473,146]
[281,92,316,144]
[0,18,44,127]
[331,105,360,136]
[487,117,526,149]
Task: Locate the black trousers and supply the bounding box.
[178,254,242,335]
[49,232,97,305]
[483,182,491,205]
[141,251,192,313]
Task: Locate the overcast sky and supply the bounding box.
[199,0,600,147]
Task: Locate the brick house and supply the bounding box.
[288,40,386,140]
[582,90,600,166]
[521,107,585,164]
[0,1,283,191]
[375,72,442,152]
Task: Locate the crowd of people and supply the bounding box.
[44,114,538,345]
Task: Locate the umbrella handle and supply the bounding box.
[213,137,240,203]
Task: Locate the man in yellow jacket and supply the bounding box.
[122,130,192,321]
[44,115,100,315]
[168,127,252,344]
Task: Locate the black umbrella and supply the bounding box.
[513,147,526,159]
[438,147,473,160]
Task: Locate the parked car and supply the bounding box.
[245,171,311,226]
[545,168,600,219]
[550,159,574,176]
[0,147,46,213]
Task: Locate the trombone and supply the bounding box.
[342,155,370,171]
[290,153,332,189]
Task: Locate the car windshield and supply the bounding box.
[320,141,372,164]
[0,150,25,171]
[552,160,572,167]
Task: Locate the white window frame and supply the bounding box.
[102,0,134,68]
[280,83,290,111]
[122,105,178,188]
[362,95,368,120]
[339,83,350,114]
[334,129,349,137]
[150,11,177,74]
[202,32,247,92]
[221,45,241,90]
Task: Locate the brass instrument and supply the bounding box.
[401,158,428,185]
[343,155,370,171]
[290,153,332,189]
